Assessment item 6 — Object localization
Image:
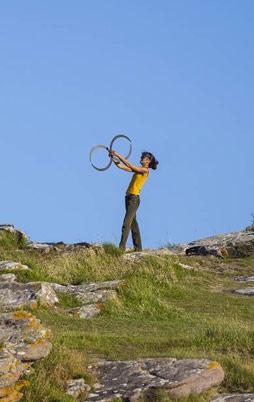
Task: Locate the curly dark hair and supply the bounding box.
[141,152,159,170]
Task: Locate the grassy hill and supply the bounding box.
[1,231,254,401]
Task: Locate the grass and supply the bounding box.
[0,229,28,250]
[102,242,125,257]
[1,233,254,401]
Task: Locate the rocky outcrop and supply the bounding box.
[185,227,254,258]
[0,271,123,399]
[0,224,28,244]
[0,310,51,401]
[87,358,224,401]
[27,241,102,255]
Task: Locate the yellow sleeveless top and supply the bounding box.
[126,171,149,195]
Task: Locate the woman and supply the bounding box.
[109,149,159,252]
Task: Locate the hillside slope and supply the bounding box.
[1,225,254,401]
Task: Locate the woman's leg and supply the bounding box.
[131,215,142,251]
[119,195,140,250]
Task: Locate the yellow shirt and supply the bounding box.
[126,171,149,195]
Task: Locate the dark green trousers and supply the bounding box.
[119,193,142,251]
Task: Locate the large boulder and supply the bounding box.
[87,358,224,401]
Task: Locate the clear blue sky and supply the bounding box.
[0,1,253,248]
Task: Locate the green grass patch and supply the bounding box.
[102,242,125,257]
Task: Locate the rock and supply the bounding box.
[0,273,17,282]
[27,241,97,254]
[178,262,194,270]
[52,280,121,304]
[0,261,30,271]
[122,246,187,262]
[234,276,254,282]
[0,311,52,361]
[27,243,52,252]
[0,350,27,388]
[0,224,28,244]
[245,225,254,232]
[233,288,254,296]
[67,304,101,319]
[160,244,188,255]
[65,378,91,398]
[87,358,224,401]
[53,280,122,319]
[0,311,51,401]
[185,229,254,258]
[36,282,59,306]
[212,394,254,401]
[0,281,59,309]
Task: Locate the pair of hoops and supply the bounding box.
[89,134,132,171]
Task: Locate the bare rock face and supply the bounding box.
[212,395,254,401]
[185,228,254,258]
[0,311,52,401]
[87,358,224,401]
[0,281,59,310]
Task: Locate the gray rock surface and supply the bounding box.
[0,273,17,282]
[234,276,254,282]
[27,241,101,255]
[233,288,254,296]
[122,249,181,262]
[0,310,52,401]
[212,395,254,401]
[65,378,91,398]
[67,304,101,319]
[185,228,254,258]
[87,358,224,401]
[0,281,59,309]
[0,260,30,271]
[53,280,122,318]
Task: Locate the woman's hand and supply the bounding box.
[108,149,118,158]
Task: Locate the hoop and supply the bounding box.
[89,144,113,172]
[89,134,132,171]
[109,134,132,159]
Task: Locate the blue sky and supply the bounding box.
[0,1,253,248]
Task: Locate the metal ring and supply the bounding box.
[109,134,132,159]
[89,144,113,172]
[89,134,132,172]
